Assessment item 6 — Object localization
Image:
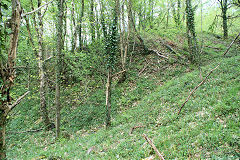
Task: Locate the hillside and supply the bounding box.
[6,33,240,159]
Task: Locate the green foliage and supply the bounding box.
[3,0,240,159]
[103,7,119,69]
[6,32,240,159]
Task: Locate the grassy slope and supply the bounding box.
[7,34,239,159]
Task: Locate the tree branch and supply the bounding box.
[22,0,54,17]
[177,64,220,115]
[143,134,165,160]
[6,91,30,115]
[178,32,240,115]
[223,32,240,56]
[112,70,126,78]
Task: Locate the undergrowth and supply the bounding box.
[6,33,239,159]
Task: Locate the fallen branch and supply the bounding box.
[6,91,30,115]
[178,32,240,115]
[138,62,150,76]
[149,49,169,59]
[177,64,220,115]
[8,127,44,134]
[158,40,178,55]
[143,134,165,160]
[112,70,126,78]
[129,125,145,135]
[223,32,240,56]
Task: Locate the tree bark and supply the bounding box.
[186,0,198,63]
[56,0,64,138]
[71,0,77,53]
[0,113,6,159]
[128,0,148,54]
[37,0,51,130]
[90,0,95,42]
[106,67,112,127]
[222,0,228,39]
[0,0,21,158]
[78,0,84,50]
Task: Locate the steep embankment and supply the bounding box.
[7,38,239,159]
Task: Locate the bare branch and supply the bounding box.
[112,70,126,78]
[44,56,53,63]
[129,125,145,135]
[223,32,240,56]
[177,64,220,115]
[143,134,165,160]
[22,0,54,17]
[149,49,169,59]
[6,91,30,115]
[178,32,240,115]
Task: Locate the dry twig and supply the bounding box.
[143,134,165,160]
[129,125,145,135]
[138,62,150,76]
[6,91,30,115]
[178,64,220,115]
[112,70,126,78]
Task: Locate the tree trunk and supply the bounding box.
[37,0,51,130]
[222,0,228,39]
[90,0,95,42]
[0,0,21,158]
[78,0,84,50]
[106,67,112,127]
[0,112,6,159]
[71,0,77,53]
[166,2,169,28]
[95,3,101,41]
[186,0,198,63]
[177,0,181,26]
[56,0,64,138]
[128,0,148,54]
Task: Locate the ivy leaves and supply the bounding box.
[103,10,119,69]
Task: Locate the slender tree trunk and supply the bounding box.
[37,0,51,129]
[71,0,77,53]
[95,3,101,41]
[222,1,228,39]
[186,0,198,63]
[78,0,84,50]
[172,1,181,26]
[166,2,169,28]
[0,0,21,158]
[62,1,67,49]
[56,0,64,139]
[143,0,146,29]
[106,67,112,127]
[0,113,6,159]
[128,0,148,54]
[177,0,181,26]
[90,0,95,42]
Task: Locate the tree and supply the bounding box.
[172,0,181,26]
[56,0,64,138]
[102,0,119,128]
[217,0,229,39]
[90,0,95,42]
[71,0,77,53]
[78,0,84,51]
[30,0,52,130]
[186,0,198,63]
[0,0,22,158]
[128,0,148,54]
